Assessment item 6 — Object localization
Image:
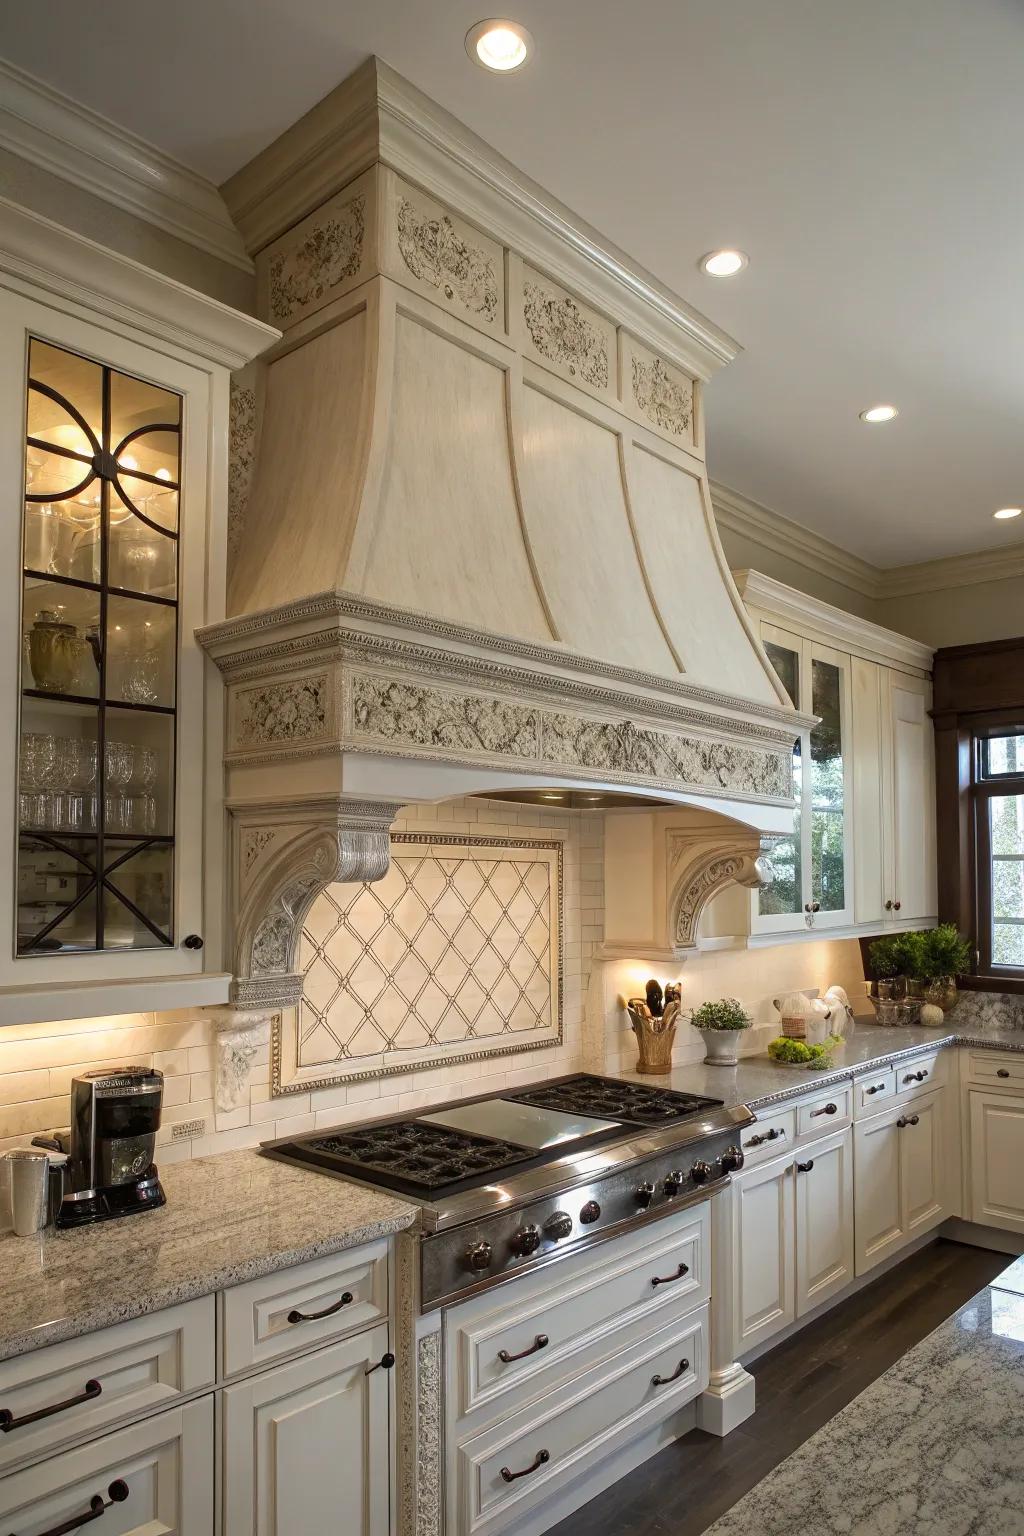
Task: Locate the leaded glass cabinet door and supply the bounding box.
[0,288,211,985]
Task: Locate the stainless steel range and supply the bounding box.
[263,1074,754,1310]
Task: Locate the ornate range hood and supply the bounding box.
[197,59,812,1010]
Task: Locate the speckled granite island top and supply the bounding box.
[621,1021,1024,1111]
[0,1150,417,1362]
[705,1255,1024,1536]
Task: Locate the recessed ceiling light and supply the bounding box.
[994,507,1022,521]
[466,19,534,72]
[699,250,748,277]
[859,404,899,424]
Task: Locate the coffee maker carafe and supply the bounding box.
[59,1066,166,1227]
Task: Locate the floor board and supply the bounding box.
[545,1238,1008,1536]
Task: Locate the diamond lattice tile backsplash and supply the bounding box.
[296,836,562,1082]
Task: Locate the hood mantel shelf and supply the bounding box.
[201,59,810,1008]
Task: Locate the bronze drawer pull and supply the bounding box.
[12,1478,129,1536]
[287,1291,353,1324]
[500,1449,550,1483]
[747,1127,785,1147]
[652,1357,690,1387]
[810,1103,838,1117]
[796,1160,814,1173]
[865,1083,885,1095]
[0,1378,102,1432]
[896,1115,920,1129]
[364,1351,395,1376]
[498,1334,549,1363]
[651,1262,690,1288]
[903,1070,928,1084]
[998,1069,1011,1078]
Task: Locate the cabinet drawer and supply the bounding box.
[893,1052,943,1099]
[739,1108,795,1164]
[451,1205,708,1425]
[795,1084,852,1139]
[967,1052,1024,1087]
[854,1068,897,1117]
[0,1396,213,1535]
[0,1298,214,1476]
[219,1242,388,1378]
[456,1303,708,1536]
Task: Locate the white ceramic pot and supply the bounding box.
[700,1029,743,1065]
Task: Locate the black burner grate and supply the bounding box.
[305,1121,536,1194]
[509,1074,723,1127]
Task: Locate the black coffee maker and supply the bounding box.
[39,1066,166,1227]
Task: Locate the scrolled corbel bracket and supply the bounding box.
[670,832,784,949]
[229,796,404,994]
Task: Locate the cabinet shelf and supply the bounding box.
[23,689,175,717]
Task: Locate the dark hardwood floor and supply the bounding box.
[547,1239,1009,1536]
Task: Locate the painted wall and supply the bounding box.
[716,521,880,623]
[876,578,1024,649]
[0,147,254,311]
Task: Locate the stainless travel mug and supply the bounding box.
[4,1149,50,1236]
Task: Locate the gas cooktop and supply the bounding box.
[262,1074,726,1201]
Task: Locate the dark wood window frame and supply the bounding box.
[933,638,1024,995]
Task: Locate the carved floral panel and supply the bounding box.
[522,275,610,389]
[631,354,692,439]
[234,674,331,749]
[263,186,367,325]
[294,835,562,1082]
[351,675,540,758]
[227,375,258,561]
[395,195,500,323]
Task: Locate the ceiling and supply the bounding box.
[2,0,1022,567]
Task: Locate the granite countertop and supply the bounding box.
[705,1255,1024,1535]
[620,1021,1024,1111]
[0,1150,417,1361]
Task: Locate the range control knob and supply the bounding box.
[545,1211,574,1241]
[719,1146,745,1173]
[579,1200,601,1225]
[663,1171,686,1198]
[690,1160,714,1186]
[635,1181,656,1209]
[465,1241,493,1273]
[510,1224,542,1258]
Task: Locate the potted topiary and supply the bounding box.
[918,924,972,1013]
[690,997,752,1065]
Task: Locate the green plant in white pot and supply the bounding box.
[690,998,752,1065]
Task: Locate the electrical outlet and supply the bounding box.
[171,1118,206,1142]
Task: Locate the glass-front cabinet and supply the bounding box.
[0,283,217,998]
[754,625,854,933]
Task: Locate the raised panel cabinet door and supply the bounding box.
[900,1093,946,1237]
[854,1111,904,1276]
[884,671,937,923]
[0,1396,213,1535]
[795,1128,854,1318]
[969,1091,1024,1233]
[732,1154,795,1353]
[222,1323,391,1536]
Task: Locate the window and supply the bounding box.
[976,732,1024,975]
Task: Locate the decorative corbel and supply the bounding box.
[228,797,403,1008]
[670,833,779,949]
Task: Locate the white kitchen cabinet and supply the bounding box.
[222,1322,392,1536]
[853,660,937,926]
[732,1152,796,1353]
[0,202,273,1025]
[733,1122,856,1355]
[731,571,935,945]
[854,1089,951,1275]
[794,1127,855,1317]
[968,1090,1024,1234]
[0,1397,213,1535]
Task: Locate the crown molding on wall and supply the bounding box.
[733,567,935,671]
[712,480,1024,604]
[0,57,253,274]
[0,197,277,370]
[711,481,880,600]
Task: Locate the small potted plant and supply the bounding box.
[690,997,752,1065]
[918,925,972,1013]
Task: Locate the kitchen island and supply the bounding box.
[705,1254,1024,1536]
